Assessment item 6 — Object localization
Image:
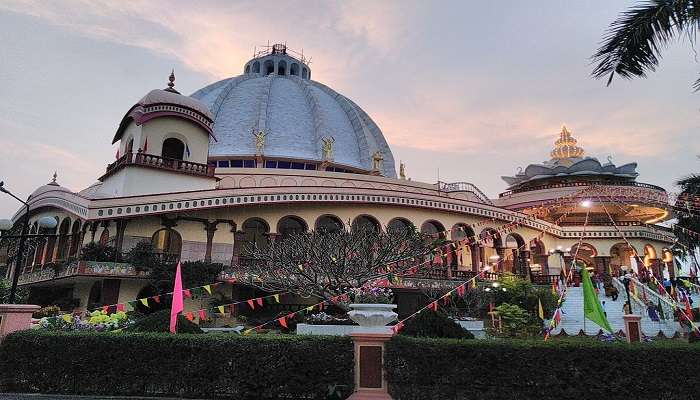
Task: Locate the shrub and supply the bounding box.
[126,309,203,334]
[400,310,474,339]
[0,278,28,303]
[385,335,700,400]
[0,330,353,399]
[80,242,117,262]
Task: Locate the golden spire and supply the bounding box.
[550,125,584,160]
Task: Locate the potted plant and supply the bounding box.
[347,285,398,327]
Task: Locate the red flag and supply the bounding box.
[319,302,325,311]
[278,316,288,329]
[445,247,453,265]
[247,299,255,309]
[433,252,443,266]
[198,309,207,321]
[183,289,192,298]
[392,321,404,334]
[686,298,694,319]
[152,295,161,304]
[456,284,466,297]
[102,305,109,313]
[185,312,194,321]
[256,297,264,307]
[143,137,148,152]
[116,303,125,312]
[428,301,438,311]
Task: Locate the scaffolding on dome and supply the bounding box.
[252,42,311,65]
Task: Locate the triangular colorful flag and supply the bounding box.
[152,295,161,304]
[185,312,195,321]
[247,299,255,310]
[392,321,404,334]
[183,289,192,298]
[273,294,280,303]
[217,305,226,315]
[278,316,288,329]
[256,297,264,307]
[538,297,544,320]
[140,298,149,307]
[428,301,438,311]
[203,285,212,295]
[198,309,207,321]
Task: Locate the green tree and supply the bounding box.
[0,278,28,303]
[675,174,700,265]
[592,1,700,90]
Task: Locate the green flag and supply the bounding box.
[657,299,665,320]
[581,267,613,332]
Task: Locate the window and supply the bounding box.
[264,60,275,75]
[252,61,260,73]
[352,215,380,233]
[265,160,277,168]
[218,160,230,168]
[316,215,344,233]
[243,160,256,168]
[151,229,182,258]
[162,138,185,160]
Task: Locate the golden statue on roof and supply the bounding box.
[550,125,585,160]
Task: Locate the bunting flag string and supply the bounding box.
[595,192,700,334]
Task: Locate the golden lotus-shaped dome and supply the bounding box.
[550,125,585,160]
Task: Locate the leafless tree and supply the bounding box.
[237,226,434,303]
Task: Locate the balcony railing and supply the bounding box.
[18,260,147,285]
[499,180,667,198]
[99,152,215,181]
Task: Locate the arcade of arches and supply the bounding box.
[16,211,676,282]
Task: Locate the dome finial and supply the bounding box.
[48,171,59,186]
[164,69,180,93]
[550,125,584,160]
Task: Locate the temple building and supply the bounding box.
[1,44,677,312]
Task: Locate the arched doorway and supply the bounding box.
[277,216,307,239]
[162,138,185,160]
[479,228,502,272]
[570,243,597,272]
[315,215,344,233]
[610,243,636,276]
[388,218,413,234]
[240,218,270,262]
[451,223,474,270]
[351,215,380,233]
[56,218,71,261]
[421,220,446,241]
[504,233,526,275]
[151,228,182,262]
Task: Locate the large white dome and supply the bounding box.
[190,45,396,177]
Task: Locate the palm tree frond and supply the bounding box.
[591,0,695,85]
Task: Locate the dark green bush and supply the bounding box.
[400,310,474,339]
[80,242,117,262]
[385,336,700,400]
[126,309,203,334]
[0,330,353,399]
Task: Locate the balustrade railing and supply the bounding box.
[18,260,147,285]
[499,180,667,198]
[101,152,215,180]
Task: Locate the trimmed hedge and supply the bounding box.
[0,330,353,399]
[385,336,700,400]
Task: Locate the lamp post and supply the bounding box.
[0,182,57,303]
[0,181,31,304]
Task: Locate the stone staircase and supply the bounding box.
[549,283,679,337]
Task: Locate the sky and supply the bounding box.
[0,0,699,217]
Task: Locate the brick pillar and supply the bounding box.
[471,245,480,272]
[349,332,393,400]
[204,221,218,263]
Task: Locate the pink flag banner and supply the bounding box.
[169,261,184,334]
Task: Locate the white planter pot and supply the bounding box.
[348,303,398,327]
